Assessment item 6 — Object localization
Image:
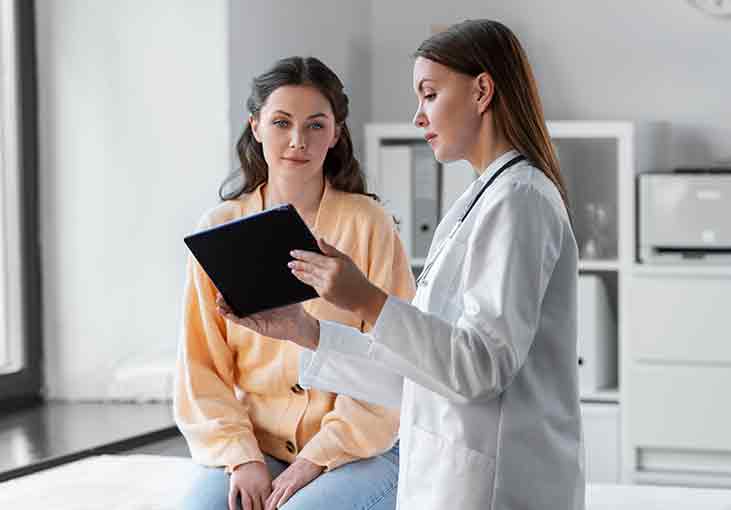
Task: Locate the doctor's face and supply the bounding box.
[412,57,482,163]
[250,85,340,183]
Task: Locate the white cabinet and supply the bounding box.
[629,275,731,363]
[628,270,731,486]
[582,402,621,483]
[630,364,731,454]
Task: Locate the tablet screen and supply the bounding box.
[184,204,323,317]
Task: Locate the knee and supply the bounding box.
[180,465,231,510]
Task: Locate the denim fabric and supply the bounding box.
[182,443,399,510]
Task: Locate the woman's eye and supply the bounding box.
[424,93,436,101]
[309,122,324,130]
[273,119,289,128]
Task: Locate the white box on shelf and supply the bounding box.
[578,274,616,393]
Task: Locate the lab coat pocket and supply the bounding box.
[404,425,495,509]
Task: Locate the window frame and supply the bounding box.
[0,0,41,407]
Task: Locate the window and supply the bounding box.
[0,0,41,404]
[0,0,23,374]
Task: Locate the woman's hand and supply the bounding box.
[289,238,387,325]
[216,295,320,350]
[229,460,272,510]
[265,457,324,510]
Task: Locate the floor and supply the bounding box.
[0,401,182,481]
[126,433,189,457]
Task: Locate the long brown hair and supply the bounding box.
[220,57,371,201]
[415,20,570,212]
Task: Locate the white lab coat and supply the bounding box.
[299,150,585,510]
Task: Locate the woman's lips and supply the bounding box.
[282,157,310,164]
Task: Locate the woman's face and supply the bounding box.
[250,85,339,183]
[412,57,482,163]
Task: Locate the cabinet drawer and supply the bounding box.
[630,275,731,363]
[629,364,731,452]
[581,403,620,483]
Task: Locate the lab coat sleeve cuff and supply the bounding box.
[370,295,408,354]
[298,320,372,389]
[298,343,325,390]
[298,321,403,409]
[319,319,374,357]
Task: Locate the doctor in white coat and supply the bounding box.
[219,19,585,510]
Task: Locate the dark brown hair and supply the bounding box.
[415,20,570,211]
[220,56,370,201]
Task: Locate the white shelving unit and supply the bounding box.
[632,264,731,278]
[581,387,621,404]
[369,121,731,488]
[579,260,620,272]
[366,121,668,485]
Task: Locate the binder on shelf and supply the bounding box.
[378,145,413,258]
[411,144,439,259]
[377,143,441,261]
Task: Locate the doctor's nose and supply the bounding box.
[413,109,428,128]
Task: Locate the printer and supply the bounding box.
[639,168,731,263]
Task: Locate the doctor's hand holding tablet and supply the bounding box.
[217,235,387,347]
[220,19,585,510]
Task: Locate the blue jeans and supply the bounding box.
[182,442,399,510]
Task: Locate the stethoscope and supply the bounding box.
[415,154,526,287]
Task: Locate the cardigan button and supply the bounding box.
[291,383,304,394]
[286,441,296,454]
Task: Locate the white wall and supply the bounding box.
[370,0,731,166]
[35,0,230,399]
[228,1,372,164]
[34,0,730,399]
[34,0,372,400]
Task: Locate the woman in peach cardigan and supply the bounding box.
[174,57,415,510]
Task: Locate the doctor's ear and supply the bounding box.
[249,115,262,143]
[474,73,495,114]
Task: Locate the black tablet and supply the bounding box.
[183,204,323,317]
